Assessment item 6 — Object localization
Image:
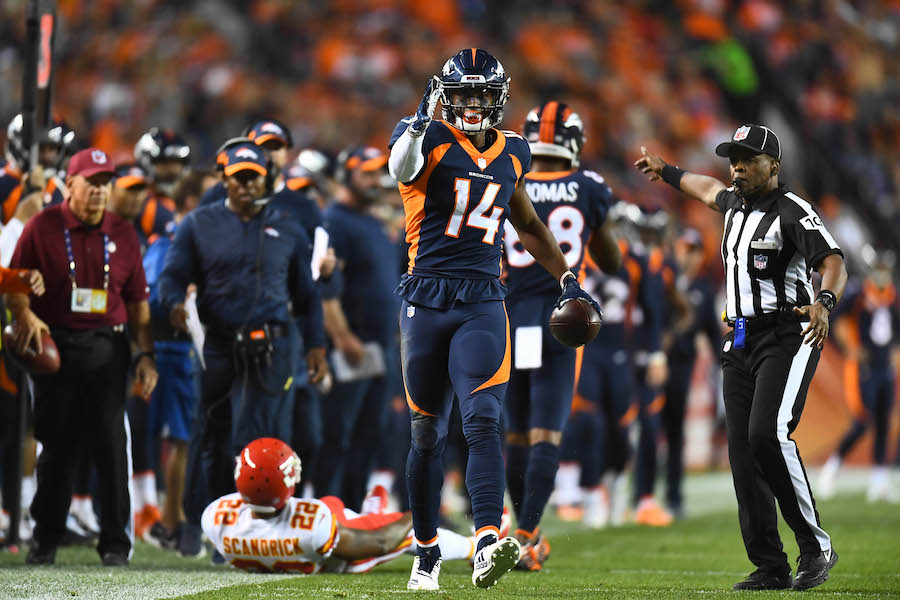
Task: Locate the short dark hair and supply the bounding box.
[173,170,210,213]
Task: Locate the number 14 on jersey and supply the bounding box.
[444,178,503,244]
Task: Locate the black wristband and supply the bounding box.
[816,290,837,312]
[661,164,686,190]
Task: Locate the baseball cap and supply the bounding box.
[246,120,291,147]
[67,148,116,178]
[715,124,781,160]
[284,164,315,191]
[221,143,268,177]
[114,163,148,189]
[343,146,388,172]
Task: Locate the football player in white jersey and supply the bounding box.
[202,438,503,574]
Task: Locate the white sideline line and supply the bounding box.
[609,569,884,579]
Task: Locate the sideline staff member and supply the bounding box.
[8,148,158,566]
[636,125,848,592]
[159,142,328,523]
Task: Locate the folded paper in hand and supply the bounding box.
[330,342,385,383]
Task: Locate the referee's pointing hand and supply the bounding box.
[793,303,830,349]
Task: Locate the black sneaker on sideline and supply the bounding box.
[211,549,226,565]
[792,548,838,591]
[732,569,792,591]
[25,543,57,565]
[178,522,206,558]
[101,552,129,567]
[145,522,177,550]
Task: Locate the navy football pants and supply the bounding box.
[400,299,509,543]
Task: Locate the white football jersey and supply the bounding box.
[202,493,339,574]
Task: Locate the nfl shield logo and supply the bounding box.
[734,125,751,141]
[91,149,107,164]
[477,157,487,170]
[407,306,415,318]
[754,254,768,270]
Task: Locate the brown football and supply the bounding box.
[2,323,60,375]
[549,298,602,348]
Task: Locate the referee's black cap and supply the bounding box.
[715,124,781,160]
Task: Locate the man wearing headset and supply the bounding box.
[159,141,329,553]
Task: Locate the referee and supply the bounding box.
[635,124,848,592]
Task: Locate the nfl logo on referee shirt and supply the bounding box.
[733,125,751,141]
[754,254,768,270]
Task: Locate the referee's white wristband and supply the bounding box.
[559,270,576,290]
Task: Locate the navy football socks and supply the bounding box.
[463,416,505,537]
[406,441,445,547]
[416,542,442,573]
[519,441,561,533]
[505,443,529,521]
[476,533,498,553]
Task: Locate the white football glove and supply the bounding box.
[408,77,442,137]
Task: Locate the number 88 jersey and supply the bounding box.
[504,169,612,297]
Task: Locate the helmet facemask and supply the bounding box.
[439,80,509,133]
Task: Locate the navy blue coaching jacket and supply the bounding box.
[158,200,325,348]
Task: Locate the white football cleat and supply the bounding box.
[817,455,840,500]
[472,536,520,589]
[407,555,441,591]
[583,486,610,529]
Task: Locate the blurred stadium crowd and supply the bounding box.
[1,0,898,260]
[0,0,897,569]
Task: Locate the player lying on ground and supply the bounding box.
[202,438,504,574]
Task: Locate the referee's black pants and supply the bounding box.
[31,328,133,558]
[721,313,831,575]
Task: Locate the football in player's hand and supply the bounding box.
[2,324,60,375]
[550,298,602,348]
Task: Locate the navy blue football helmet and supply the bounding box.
[135,128,191,171]
[135,127,191,196]
[5,114,76,172]
[436,48,510,133]
[522,101,585,167]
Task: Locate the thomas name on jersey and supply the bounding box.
[525,180,580,203]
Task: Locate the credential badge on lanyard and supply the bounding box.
[66,229,109,314]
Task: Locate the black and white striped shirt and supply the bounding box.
[716,185,843,321]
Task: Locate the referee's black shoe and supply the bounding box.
[25,542,57,565]
[101,552,130,567]
[732,569,792,591]
[792,548,838,591]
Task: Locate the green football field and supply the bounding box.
[1,484,898,599]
